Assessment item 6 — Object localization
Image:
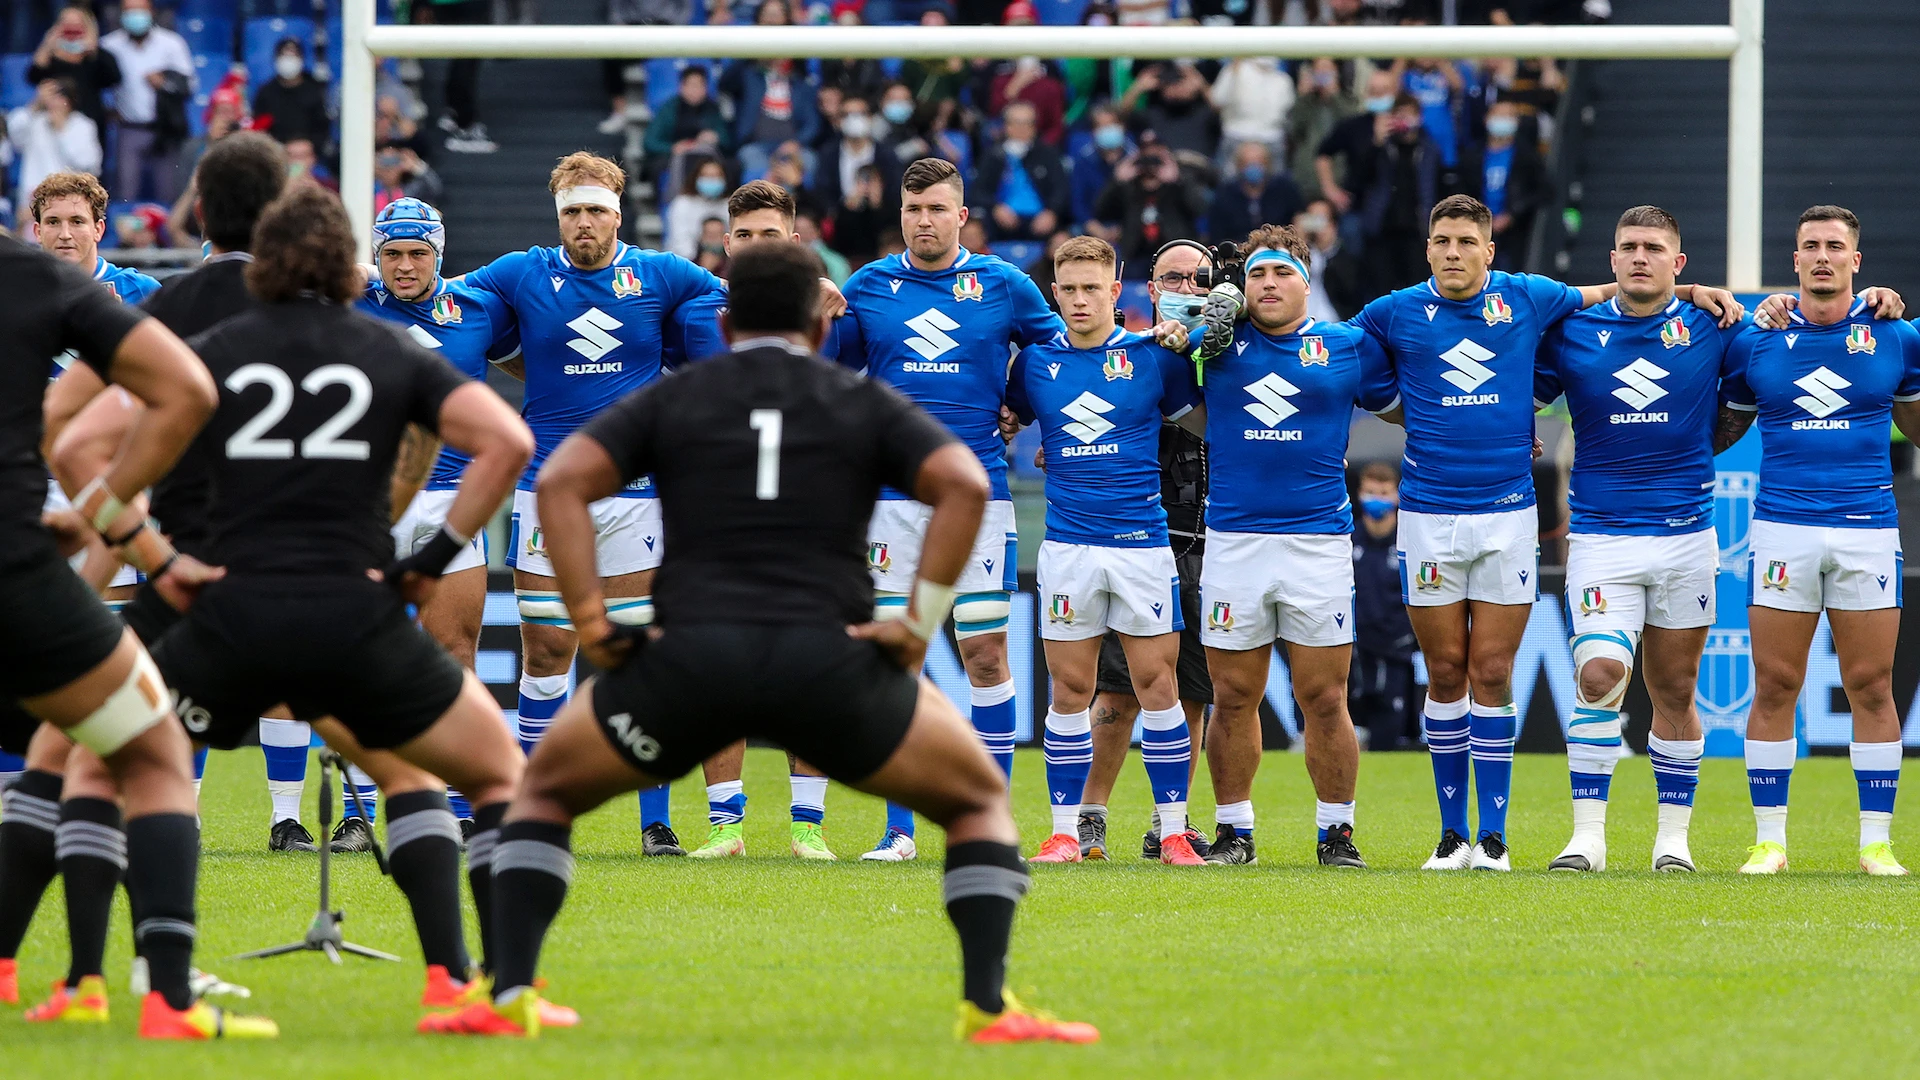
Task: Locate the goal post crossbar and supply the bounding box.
[339,0,1764,288]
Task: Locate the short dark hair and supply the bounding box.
[1616,204,1681,244]
[195,132,287,252]
[679,64,708,83]
[1798,204,1860,243]
[725,241,825,334]
[1358,461,1399,485]
[902,156,963,199]
[727,178,795,223]
[1429,193,1492,235]
[246,186,357,304]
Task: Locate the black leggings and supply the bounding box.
[436,0,492,127]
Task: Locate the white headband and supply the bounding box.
[555,185,621,213]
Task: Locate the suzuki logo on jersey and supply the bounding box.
[405,325,443,349]
[1243,372,1302,432]
[1610,358,1671,421]
[1103,349,1133,381]
[1792,366,1851,427]
[903,308,962,365]
[1660,315,1690,349]
[611,266,643,298]
[1482,293,1511,326]
[1438,338,1498,404]
[564,307,625,370]
[1060,392,1118,453]
[1848,324,1877,354]
[952,272,984,302]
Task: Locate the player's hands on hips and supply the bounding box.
[1533,435,1545,460]
[153,553,225,612]
[41,507,90,559]
[818,277,848,319]
[848,618,928,673]
[1150,318,1191,354]
[1690,285,1745,327]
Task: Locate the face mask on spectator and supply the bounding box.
[841,113,872,140]
[1240,164,1265,187]
[1156,291,1206,329]
[1364,94,1393,113]
[1093,124,1125,152]
[1003,138,1030,159]
[882,100,913,125]
[1359,497,1396,520]
[121,9,152,34]
[696,175,727,198]
[1299,212,1329,235]
[56,35,87,55]
[275,54,303,80]
[1486,116,1519,139]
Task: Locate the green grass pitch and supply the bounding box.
[7,747,1920,1078]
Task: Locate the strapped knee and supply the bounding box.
[516,589,570,627]
[68,647,168,757]
[1571,630,1637,711]
[952,592,1010,640]
[605,596,654,627]
[873,591,908,623]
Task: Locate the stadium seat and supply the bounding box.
[644,57,719,111]
[1034,0,1088,23]
[991,240,1044,270]
[172,0,239,20]
[244,16,316,91]
[180,15,233,59]
[0,54,32,112]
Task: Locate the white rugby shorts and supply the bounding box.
[507,489,663,577]
[1398,507,1539,607]
[1748,520,1901,613]
[392,488,490,575]
[867,498,1016,596]
[1565,529,1717,633]
[1036,540,1181,642]
[1199,529,1354,649]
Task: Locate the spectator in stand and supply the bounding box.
[1358,92,1439,292]
[1350,461,1418,751]
[284,136,337,192]
[814,85,845,149]
[795,208,851,284]
[1094,138,1206,278]
[111,201,167,248]
[1071,103,1130,230]
[644,65,730,196]
[974,100,1067,243]
[828,162,887,264]
[958,216,988,254]
[252,39,332,156]
[875,82,918,149]
[1295,198,1365,320]
[983,3,1064,146]
[1115,0,1168,28]
[694,216,728,272]
[1208,141,1301,247]
[601,0,693,134]
[720,10,821,178]
[1314,68,1397,241]
[166,84,245,242]
[1210,56,1293,168]
[27,5,119,132]
[898,9,967,111]
[665,156,730,259]
[1118,59,1219,158]
[1400,52,1479,171]
[373,144,443,212]
[705,0,739,23]
[427,0,500,153]
[764,138,828,220]
[99,0,192,202]
[815,94,901,209]
[1287,57,1357,202]
[1478,99,1544,270]
[7,77,98,223]
[1060,2,1122,131]
[818,4,889,102]
[375,93,432,158]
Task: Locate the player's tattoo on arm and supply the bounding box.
[1712,405,1755,453]
[390,423,442,521]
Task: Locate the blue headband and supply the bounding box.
[1246,246,1310,285]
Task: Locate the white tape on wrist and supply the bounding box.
[74,476,128,534]
[555,185,621,213]
[903,579,956,642]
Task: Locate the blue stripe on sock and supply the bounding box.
[1570,771,1611,803]
[1748,768,1792,809]
[262,743,308,783]
[1470,710,1518,837]
[638,784,671,827]
[885,801,916,837]
[1857,769,1900,815]
[1649,752,1699,807]
[1424,714,1470,836]
[1140,725,1191,806]
[707,793,746,826]
[192,746,208,781]
[1043,729,1092,810]
[448,790,473,819]
[972,695,1016,781]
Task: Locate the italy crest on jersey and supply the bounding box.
[611,265,643,298]
[1847,324,1877,354]
[867,541,891,573]
[1660,315,1690,349]
[431,294,463,325]
[1762,560,1789,590]
[1103,348,1134,381]
[525,526,546,557]
[1298,336,1330,367]
[1482,292,1512,326]
[952,272,985,302]
[102,281,119,300]
[1416,561,1442,590]
[1208,601,1234,631]
[1048,593,1075,624]
[1579,586,1606,615]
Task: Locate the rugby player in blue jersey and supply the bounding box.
[1193,225,1398,868]
[830,158,1067,862]
[1719,206,1920,876]
[1004,236,1205,866]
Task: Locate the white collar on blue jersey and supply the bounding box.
[894,247,973,274]
[91,255,109,280]
[1785,294,1870,327]
[1604,295,1682,318]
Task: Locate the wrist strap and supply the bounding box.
[902,578,956,642]
[74,476,128,534]
[121,524,176,577]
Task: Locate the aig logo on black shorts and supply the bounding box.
[606,711,661,762]
[172,691,212,735]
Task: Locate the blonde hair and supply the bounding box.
[549,151,626,195]
[1052,235,1116,270]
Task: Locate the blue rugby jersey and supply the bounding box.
[830,249,1065,500]
[1202,318,1396,535]
[358,277,517,489]
[93,255,161,305]
[1006,329,1198,547]
[462,242,725,496]
[1721,299,1920,527]
[1534,297,1740,536]
[1352,271,1584,514]
[666,281,850,369]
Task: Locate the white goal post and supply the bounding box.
[339,0,1763,289]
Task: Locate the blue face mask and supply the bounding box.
[1364,94,1394,114]
[1486,116,1520,140]
[1156,291,1205,330]
[696,176,727,199]
[121,9,152,34]
[1359,497,1396,520]
[882,100,913,126]
[1240,164,1265,187]
[1093,124,1125,152]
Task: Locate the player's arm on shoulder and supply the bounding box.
[1891,321,1920,442]
[1767,289,1911,327]
[1010,267,1070,345]
[1672,283,1744,327]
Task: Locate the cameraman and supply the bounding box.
[1092,137,1208,280]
